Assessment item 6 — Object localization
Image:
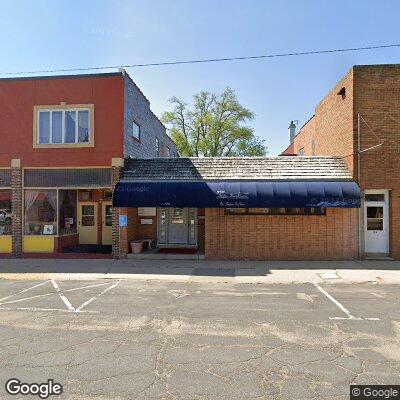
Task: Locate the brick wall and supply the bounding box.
[123,73,177,158]
[293,69,355,174]
[354,65,400,258]
[205,208,358,260]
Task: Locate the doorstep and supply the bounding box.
[127,252,205,260]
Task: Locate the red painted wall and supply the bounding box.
[0,74,124,167]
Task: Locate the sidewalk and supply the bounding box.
[0,258,399,284]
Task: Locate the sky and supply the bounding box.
[1,0,399,155]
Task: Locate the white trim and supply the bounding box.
[363,189,389,254]
[37,108,91,145]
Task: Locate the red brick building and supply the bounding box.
[0,71,176,257]
[282,64,400,259]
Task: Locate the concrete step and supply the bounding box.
[127,252,205,260]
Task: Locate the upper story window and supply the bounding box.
[132,121,140,141]
[311,140,316,156]
[34,104,94,148]
[165,146,170,157]
[298,147,305,156]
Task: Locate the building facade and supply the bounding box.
[0,71,176,256]
[113,157,360,260]
[281,64,400,259]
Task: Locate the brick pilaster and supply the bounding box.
[111,159,127,259]
[11,159,22,257]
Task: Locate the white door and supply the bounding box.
[168,208,188,244]
[78,203,98,244]
[364,191,389,254]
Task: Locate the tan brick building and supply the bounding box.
[282,64,400,259]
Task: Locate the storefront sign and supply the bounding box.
[140,219,153,225]
[138,207,156,216]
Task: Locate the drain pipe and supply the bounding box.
[357,113,362,259]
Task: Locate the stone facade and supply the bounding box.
[122,72,177,159]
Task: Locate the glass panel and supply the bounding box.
[105,216,112,226]
[105,205,112,216]
[78,110,89,142]
[65,111,76,143]
[82,205,95,216]
[82,216,95,226]
[365,193,385,202]
[38,111,50,144]
[132,121,140,140]
[0,190,12,235]
[58,190,77,235]
[24,190,57,235]
[51,111,63,143]
[171,208,184,223]
[158,208,167,243]
[188,208,196,242]
[367,207,383,219]
[226,208,246,214]
[367,219,383,231]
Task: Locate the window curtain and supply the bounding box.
[45,191,57,213]
[24,190,40,234]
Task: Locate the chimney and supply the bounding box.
[288,121,296,144]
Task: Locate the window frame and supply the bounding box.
[33,104,94,148]
[132,120,140,142]
[298,147,305,156]
[225,207,326,216]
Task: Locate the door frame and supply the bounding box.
[363,189,389,254]
[157,208,198,247]
[78,201,98,245]
[102,201,112,245]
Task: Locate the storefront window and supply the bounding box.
[59,190,77,235]
[0,190,12,235]
[24,190,57,235]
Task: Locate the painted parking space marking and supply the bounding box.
[75,280,122,312]
[0,280,51,303]
[50,279,75,312]
[312,282,380,321]
[0,279,122,314]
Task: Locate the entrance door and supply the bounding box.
[102,202,112,245]
[168,208,188,244]
[78,202,98,244]
[364,191,389,254]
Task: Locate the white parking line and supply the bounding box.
[50,279,75,312]
[312,282,380,321]
[75,280,122,312]
[0,279,122,314]
[0,280,51,303]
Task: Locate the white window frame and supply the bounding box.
[33,104,94,148]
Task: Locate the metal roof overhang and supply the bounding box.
[113,180,361,208]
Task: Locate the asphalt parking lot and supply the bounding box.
[0,278,399,399]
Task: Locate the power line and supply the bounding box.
[1,43,400,76]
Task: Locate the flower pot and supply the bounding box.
[131,241,143,254]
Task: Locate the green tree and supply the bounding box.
[161,87,266,157]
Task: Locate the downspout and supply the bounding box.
[357,113,362,259]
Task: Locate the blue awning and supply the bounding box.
[113,180,360,208]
